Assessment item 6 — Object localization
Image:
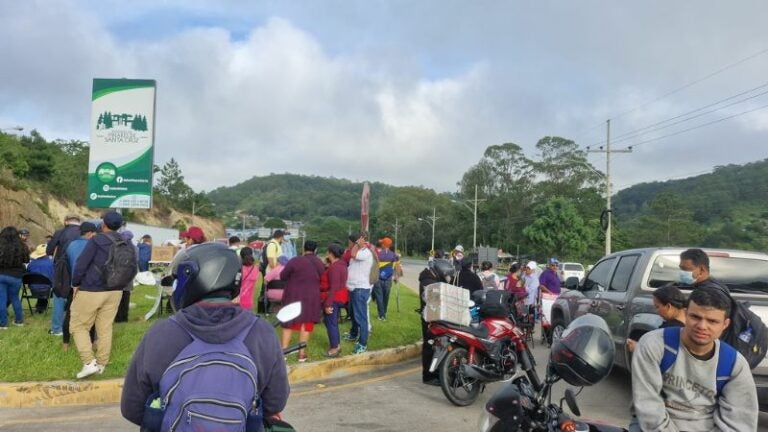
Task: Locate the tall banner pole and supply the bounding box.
[361,182,370,233]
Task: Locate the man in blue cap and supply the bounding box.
[70,211,129,378]
[538,257,561,295]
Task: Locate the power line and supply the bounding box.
[592,82,768,146]
[610,46,768,121]
[618,101,768,149]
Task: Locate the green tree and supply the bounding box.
[155,158,194,208]
[263,217,287,229]
[523,198,592,259]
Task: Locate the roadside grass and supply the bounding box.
[0,283,421,382]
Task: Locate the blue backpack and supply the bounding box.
[659,326,737,397]
[145,316,263,432]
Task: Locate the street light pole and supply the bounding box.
[453,185,485,252]
[418,208,441,253]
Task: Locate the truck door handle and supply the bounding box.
[590,301,598,308]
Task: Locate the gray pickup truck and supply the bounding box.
[550,247,768,409]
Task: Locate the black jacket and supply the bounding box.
[47,224,81,260]
[454,268,484,295]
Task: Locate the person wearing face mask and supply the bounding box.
[678,248,728,292]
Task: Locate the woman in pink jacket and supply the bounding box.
[236,247,261,311]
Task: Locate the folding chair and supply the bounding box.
[21,272,53,316]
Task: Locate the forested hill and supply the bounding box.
[206,174,396,220]
[612,158,768,250]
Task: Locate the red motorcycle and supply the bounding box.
[428,294,530,407]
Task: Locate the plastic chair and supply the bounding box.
[21,272,53,315]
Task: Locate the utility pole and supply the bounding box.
[588,119,632,256]
[470,184,486,252]
[394,218,399,252]
[418,208,441,254]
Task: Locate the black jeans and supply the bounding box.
[115,290,131,322]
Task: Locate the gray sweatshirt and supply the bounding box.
[629,328,757,432]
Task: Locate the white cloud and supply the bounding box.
[1,0,768,197]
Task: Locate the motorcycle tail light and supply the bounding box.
[559,420,577,432]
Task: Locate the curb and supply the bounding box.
[0,343,421,409]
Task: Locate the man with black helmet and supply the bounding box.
[629,287,757,431]
[121,242,289,429]
[418,250,455,386]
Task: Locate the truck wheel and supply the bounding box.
[550,319,567,345]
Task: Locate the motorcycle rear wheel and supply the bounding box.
[440,346,482,406]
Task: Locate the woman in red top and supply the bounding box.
[322,243,349,358]
[505,263,525,298]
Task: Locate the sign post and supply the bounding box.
[87,78,156,209]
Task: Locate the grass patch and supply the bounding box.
[0,283,421,381]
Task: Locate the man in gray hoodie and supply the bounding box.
[121,242,289,429]
[629,287,757,431]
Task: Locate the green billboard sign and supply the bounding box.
[87,78,156,209]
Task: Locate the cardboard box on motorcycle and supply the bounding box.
[423,282,471,326]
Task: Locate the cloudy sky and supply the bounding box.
[1,1,767,193]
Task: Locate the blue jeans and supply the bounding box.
[323,301,344,349]
[349,288,371,346]
[51,293,67,333]
[373,279,392,319]
[0,274,23,326]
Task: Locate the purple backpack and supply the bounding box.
[157,316,262,432]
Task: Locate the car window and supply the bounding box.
[583,257,616,292]
[609,255,639,292]
[648,254,768,294]
[564,264,583,271]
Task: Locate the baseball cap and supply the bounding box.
[526,261,538,270]
[19,227,30,235]
[454,245,464,253]
[80,222,97,234]
[102,211,123,230]
[184,226,206,243]
[549,258,560,265]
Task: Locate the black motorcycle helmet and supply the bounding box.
[175,242,242,308]
[429,258,455,282]
[549,314,614,387]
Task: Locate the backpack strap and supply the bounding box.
[716,341,737,397]
[660,326,680,375]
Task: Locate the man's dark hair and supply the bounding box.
[303,240,317,253]
[680,248,710,270]
[481,261,493,271]
[228,236,241,246]
[328,243,344,258]
[348,233,361,243]
[273,230,285,239]
[653,285,688,309]
[689,287,731,317]
[509,263,520,273]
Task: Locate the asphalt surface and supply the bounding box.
[2,259,767,431]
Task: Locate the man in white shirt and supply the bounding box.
[344,233,373,354]
[523,261,540,306]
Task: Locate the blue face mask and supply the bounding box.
[679,270,695,285]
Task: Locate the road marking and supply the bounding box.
[0,413,113,426]
[292,366,421,397]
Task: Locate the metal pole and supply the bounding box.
[431,207,436,253]
[192,201,196,226]
[606,119,611,256]
[473,184,478,252]
[394,218,399,252]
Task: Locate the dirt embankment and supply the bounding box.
[0,185,224,245]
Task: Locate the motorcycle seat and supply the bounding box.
[432,320,489,338]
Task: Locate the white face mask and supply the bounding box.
[679,270,695,284]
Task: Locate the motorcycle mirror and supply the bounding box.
[160,275,175,287]
[563,389,581,417]
[276,302,302,323]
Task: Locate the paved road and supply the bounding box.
[3,259,767,431]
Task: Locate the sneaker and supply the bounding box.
[12,322,24,327]
[343,332,358,342]
[377,316,387,322]
[0,327,7,330]
[352,343,367,354]
[48,329,63,336]
[76,360,101,379]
